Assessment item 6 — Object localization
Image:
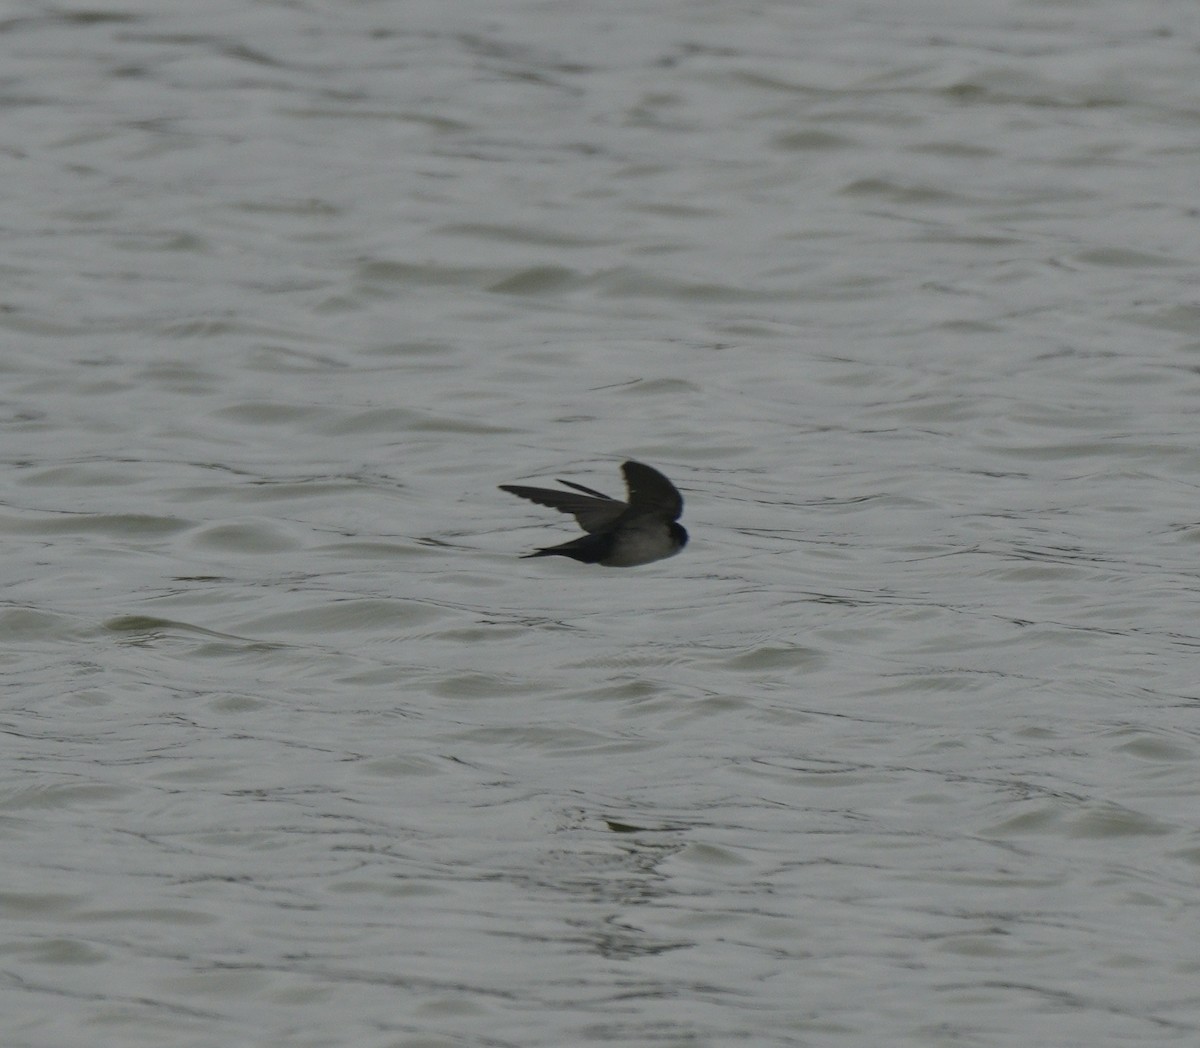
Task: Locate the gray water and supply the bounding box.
[5,1,1200,1045]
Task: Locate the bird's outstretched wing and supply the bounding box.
[498,483,627,533]
[621,460,683,520]
[556,479,615,501]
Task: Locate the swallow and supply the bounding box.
[499,460,688,566]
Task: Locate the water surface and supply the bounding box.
[4,1,1200,1045]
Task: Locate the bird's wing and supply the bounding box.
[499,484,628,533]
[556,479,615,501]
[621,460,683,520]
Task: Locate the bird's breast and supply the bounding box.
[600,519,683,567]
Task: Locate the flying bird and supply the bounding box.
[499,460,687,566]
